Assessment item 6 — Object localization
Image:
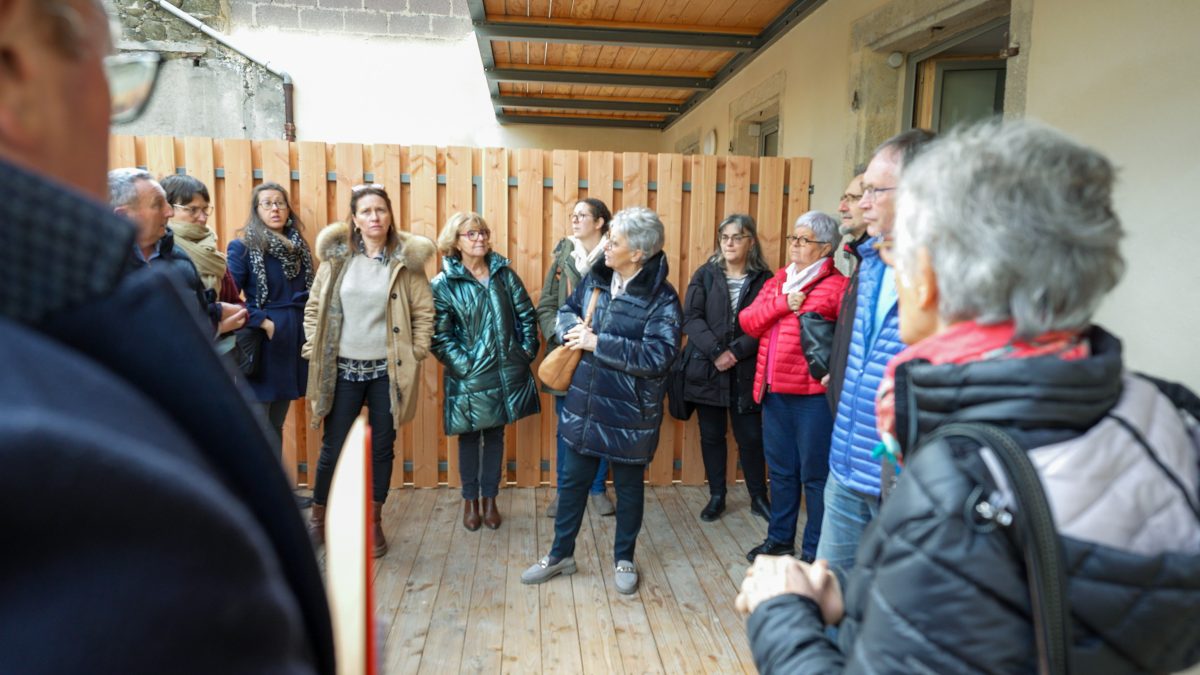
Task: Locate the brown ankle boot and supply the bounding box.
[308,503,326,547]
[372,501,388,558]
[463,498,482,531]
[482,496,502,530]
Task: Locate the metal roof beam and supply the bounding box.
[487,68,712,90]
[474,21,756,52]
[497,114,665,129]
[494,96,682,114]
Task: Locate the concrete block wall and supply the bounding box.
[227,0,472,39]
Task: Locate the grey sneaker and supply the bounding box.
[614,560,639,594]
[521,555,577,585]
[545,496,558,518]
[590,491,616,516]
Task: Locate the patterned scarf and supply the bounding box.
[874,319,1089,466]
[248,225,314,308]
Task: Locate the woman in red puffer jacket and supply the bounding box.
[739,211,847,564]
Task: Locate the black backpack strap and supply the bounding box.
[924,422,1072,675]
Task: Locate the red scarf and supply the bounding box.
[874,320,1090,464]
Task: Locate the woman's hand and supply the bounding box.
[736,556,844,625]
[787,291,807,313]
[714,350,738,372]
[217,303,248,334]
[563,323,597,352]
[262,318,276,340]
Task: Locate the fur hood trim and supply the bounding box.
[314,222,435,269]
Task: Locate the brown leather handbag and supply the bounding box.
[538,286,600,391]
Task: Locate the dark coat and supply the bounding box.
[227,235,311,403]
[680,260,770,413]
[825,233,868,413]
[125,228,220,328]
[535,236,592,395]
[0,159,332,673]
[747,327,1200,674]
[557,251,682,464]
[430,252,540,436]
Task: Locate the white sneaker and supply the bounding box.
[614,560,638,594]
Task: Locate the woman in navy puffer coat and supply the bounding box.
[521,207,681,595]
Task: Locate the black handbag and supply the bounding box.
[232,326,266,377]
[798,311,836,381]
[666,344,694,421]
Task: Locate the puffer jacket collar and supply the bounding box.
[314,222,435,270]
[442,250,511,280]
[895,326,1124,456]
[584,250,669,308]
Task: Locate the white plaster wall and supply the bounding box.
[657,0,891,216]
[1024,0,1200,390]
[225,28,661,151]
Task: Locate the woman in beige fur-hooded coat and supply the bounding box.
[301,185,435,557]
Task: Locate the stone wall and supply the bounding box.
[112,0,287,140]
[227,0,472,40]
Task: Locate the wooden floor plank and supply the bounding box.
[535,487,584,673]
[657,487,756,672]
[417,490,483,674]
[589,493,666,674]
[374,489,434,644]
[678,487,759,588]
[643,485,744,667]
[383,489,459,674]
[501,488,542,673]
[461,490,512,673]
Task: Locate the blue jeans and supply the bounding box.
[814,474,880,576]
[554,395,608,494]
[550,446,645,563]
[762,392,832,559]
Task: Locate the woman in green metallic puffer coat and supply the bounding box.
[431,212,540,532]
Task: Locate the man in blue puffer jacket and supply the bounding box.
[817,129,935,574]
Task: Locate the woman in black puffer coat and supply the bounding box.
[521,207,681,596]
[737,120,1200,674]
[681,213,772,522]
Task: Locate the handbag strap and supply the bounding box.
[581,286,600,328]
[923,422,1072,675]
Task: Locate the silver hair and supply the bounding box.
[610,206,665,260]
[108,167,154,208]
[795,210,840,245]
[894,119,1125,339]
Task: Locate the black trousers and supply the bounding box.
[312,376,395,505]
[695,402,767,499]
[551,447,645,564]
[459,426,505,500]
[260,400,292,454]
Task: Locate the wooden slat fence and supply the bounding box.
[109,135,813,488]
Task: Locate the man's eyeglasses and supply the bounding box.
[258,201,288,210]
[861,186,897,201]
[459,229,491,242]
[841,192,864,203]
[719,234,749,244]
[106,52,164,125]
[173,204,214,217]
[786,235,825,247]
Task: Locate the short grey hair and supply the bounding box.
[34,0,108,58]
[108,168,153,208]
[610,206,665,260]
[875,128,937,172]
[795,210,839,246]
[894,119,1125,339]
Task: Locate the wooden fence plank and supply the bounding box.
[546,150,579,487]
[182,137,218,243]
[409,145,441,488]
[724,155,752,218]
[622,152,648,209]
[587,151,614,208]
[221,138,253,248]
[445,145,474,216]
[145,135,176,180]
[333,143,364,226]
[784,158,812,267]
[648,153,685,487]
[760,157,789,269]
[109,135,137,170]
[261,139,292,188]
[514,149,545,487]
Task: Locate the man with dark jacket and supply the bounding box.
[0,0,333,671]
[823,169,870,411]
[109,167,246,335]
[817,129,935,575]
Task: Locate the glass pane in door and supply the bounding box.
[937,68,1004,131]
